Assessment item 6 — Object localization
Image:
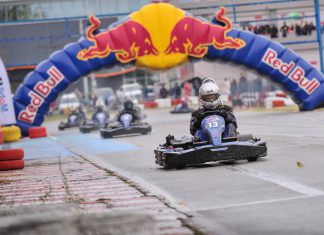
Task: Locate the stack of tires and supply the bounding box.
[0,148,25,171]
[28,127,47,139]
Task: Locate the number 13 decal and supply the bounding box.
[208,122,218,128]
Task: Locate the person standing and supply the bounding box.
[160,84,169,98]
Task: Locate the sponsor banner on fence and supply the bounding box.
[0,58,16,125]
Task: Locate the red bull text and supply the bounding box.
[262,48,320,95]
[18,66,64,123]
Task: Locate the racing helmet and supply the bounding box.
[124,99,134,111]
[199,78,221,109]
[77,105,83,113]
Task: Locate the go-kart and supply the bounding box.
[154,113,267,169]
[79,111,109,133]
[100,113,151,138]
[170,102,193,114]
[58,113,85,131]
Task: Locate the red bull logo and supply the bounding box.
[262,48,320,94]
[18,66,64,124]
[77,16,159,63]
[77,4,245,69]
[165,7,245,58]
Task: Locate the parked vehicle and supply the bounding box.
[116,83,143,102]
[58,93,81,113]
[96,87,118,110]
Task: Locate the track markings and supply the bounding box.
[226,166,324,196]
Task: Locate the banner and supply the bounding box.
[0,58,16,125]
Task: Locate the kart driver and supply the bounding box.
[116,99,141,123]
[92,104,109,122]
[190,78,238,139]
[92,99,109,121]
[69,106,86,120]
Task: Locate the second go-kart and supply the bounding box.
[154,113,267,169]
[80,111,109,133]
[170,102,193,114]
[58,112,85,131]
[100,113,151,138]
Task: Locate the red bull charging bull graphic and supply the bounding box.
[165,7,245,58]
[77,16,159,63]
[13,2,324,135]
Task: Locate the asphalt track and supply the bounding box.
[50,108,324,235]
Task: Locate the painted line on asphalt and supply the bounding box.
[226,166,324,196]
[270,143,313,149]
[265,133,324,138]
[196,194,323,211]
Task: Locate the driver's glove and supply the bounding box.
[196,110,205,121]
[219,110,229,121]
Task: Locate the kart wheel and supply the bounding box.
[247,157,258,162]
[163,163,186,169]
[238,134,254,142]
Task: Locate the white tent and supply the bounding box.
[0,58,16,125]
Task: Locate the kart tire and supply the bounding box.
[0,159,24,171]
[28,127,47,139]
[163,163,186,169]
[100,131,113,139]
[58,123,65,131]
[247,157,258,162]
[0,149,24,161]
[238,134,254,142]
[2,126,21,142]
[80,127,91,133]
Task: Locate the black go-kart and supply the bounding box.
[154,114,267,169]
[100,113,151,138]
[170,102,193,114]
[58,112,85,131]
[79,111,109,133]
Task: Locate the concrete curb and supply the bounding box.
[0,204,157,235]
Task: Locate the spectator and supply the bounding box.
[295,23,302,36]
[171,82,181,99]
[270,24,278,38]
[230,79,238,98]
[192,77,202,96]
[238,72,248,94]
[183,81,192,103]
[280,22,289,37]
[92,93,98,108]
[160,84,169,98]
[308,22,316,35]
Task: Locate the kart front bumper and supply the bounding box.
[155,141,267,166]
[100,124,151,138]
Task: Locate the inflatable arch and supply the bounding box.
[14,3,324,135]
